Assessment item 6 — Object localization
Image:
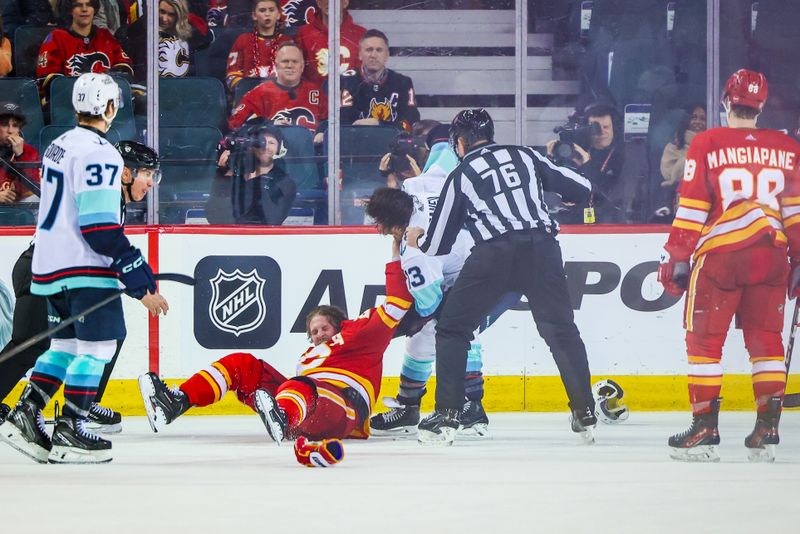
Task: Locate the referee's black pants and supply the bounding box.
[0,245,122,404]
[434,229,594,412]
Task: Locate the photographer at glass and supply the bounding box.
[207,122,297,225]
[546,103,624,224]
[0,102,40,204]
[379,121,439,189]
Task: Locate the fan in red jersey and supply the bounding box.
[228,41,326,131]
[36,0,133,103]
[138,233,412,466]
[658,69,800,463]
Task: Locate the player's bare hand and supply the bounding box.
[313,132,324,145]
[354,118,379,126]
[406,154,421,176]
[379,152,391,172]
[141,291,169,316]
[546,139,557,157]
[8,134,25,157]
[217,149,231,168]
[273,116,290,126]
[405,226,425,248]
[0,182,17,203]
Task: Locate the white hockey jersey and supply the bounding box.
[32,126,125,295]
[400,145,473,316]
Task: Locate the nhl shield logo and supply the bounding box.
[208,268,267,336]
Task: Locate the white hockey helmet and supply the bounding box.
[592,379,629,424]
[72,73,121,121]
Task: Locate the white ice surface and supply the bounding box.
[1,412,800,533]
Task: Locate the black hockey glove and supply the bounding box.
[113,246,157,299]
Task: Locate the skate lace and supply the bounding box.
[382,407,407,423]
[76,419,102,441]
[462,401,472,414]
[35,410,47,436]
[91,403,113,418]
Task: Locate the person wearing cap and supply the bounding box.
[0,102,40,204]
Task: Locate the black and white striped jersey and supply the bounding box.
[419,143,592,256]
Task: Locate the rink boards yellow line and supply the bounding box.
[3,374,796,417]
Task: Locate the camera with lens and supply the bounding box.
[388,133,425,174]
[551,112,601,167]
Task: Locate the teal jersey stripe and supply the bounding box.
[32,275,120,295]
[78,211,120,227]
[76,189,120,218]
[412,284,443,317]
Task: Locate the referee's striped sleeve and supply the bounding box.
[419,171,466,256]
[529,149,592,204]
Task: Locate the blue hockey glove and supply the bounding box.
[113,247,156,299]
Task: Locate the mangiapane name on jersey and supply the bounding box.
[700,146,796,173]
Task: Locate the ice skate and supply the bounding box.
[254,389,288,446]
[745,396,781,463]
[138,372,190,432]
[668,398,721,462]
[370,397,420,436]
[417,408,460,446]
[0,399,52,464]
[86,402,122,434]
[570,406,597,445]
[458,400,490,438]
[0,403,10,424]
[48,416,112,464]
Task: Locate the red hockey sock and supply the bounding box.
[276,379,317,429]
[687,360,723,415]
[751,357,786,412]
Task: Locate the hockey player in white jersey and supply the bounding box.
[366,125,489,437]
[0,73,167,464]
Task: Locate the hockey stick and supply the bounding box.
[0,154,42,197]
[783,300,800,408]
[0,273,195,366]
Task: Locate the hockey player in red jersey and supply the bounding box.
[658,69,800,463]
[295,0,366,86]
[228,41,326,131]
[36,0,133,103]
[225,0,293,92]
[139,234,412,465]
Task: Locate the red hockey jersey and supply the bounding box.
[666,126,800,262]
[295,260,412,417]
[228,77,326,130]
[225,30,293,91]
[36,27,133,95]
[295,9,366,85]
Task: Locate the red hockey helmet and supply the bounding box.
[722,69,768,110]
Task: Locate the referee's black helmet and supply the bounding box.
[116,140,160,170]
[449,109,494,155]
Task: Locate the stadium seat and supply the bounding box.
[48,76,138,141]
[39,125,122,150]
[0,78,45,149]
[0,206,37,226]
[232,77,268,107]
[278,126,321,191]
[158,126,221,207]
[12,25,52,78]
[159,78,227,128]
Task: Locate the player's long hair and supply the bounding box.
[160,0,193,41]
[365,187,414,231]
[305,305,347,338]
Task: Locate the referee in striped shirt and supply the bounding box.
[412,109,598,445]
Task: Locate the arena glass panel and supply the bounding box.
[0,2,147,227]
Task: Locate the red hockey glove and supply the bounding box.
[789,261,800,299]
[657,251,690,297]
[294,436,344,467]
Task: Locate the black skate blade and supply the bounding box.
[138,374,161,433]
[254,390,285,446]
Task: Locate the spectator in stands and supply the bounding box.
[229,41,326,132]
[340,29,420,131]
[547,103,625,223]
[37,0,133,103]
[0,1,55,40]
[226,0,292,93]
[655,104,706,220]
[157,0,213,77]
[0,15,12,77]
[295,0,365,86]
[208,123,297,225]
[93,0,122,33]
[0,102,40,204]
